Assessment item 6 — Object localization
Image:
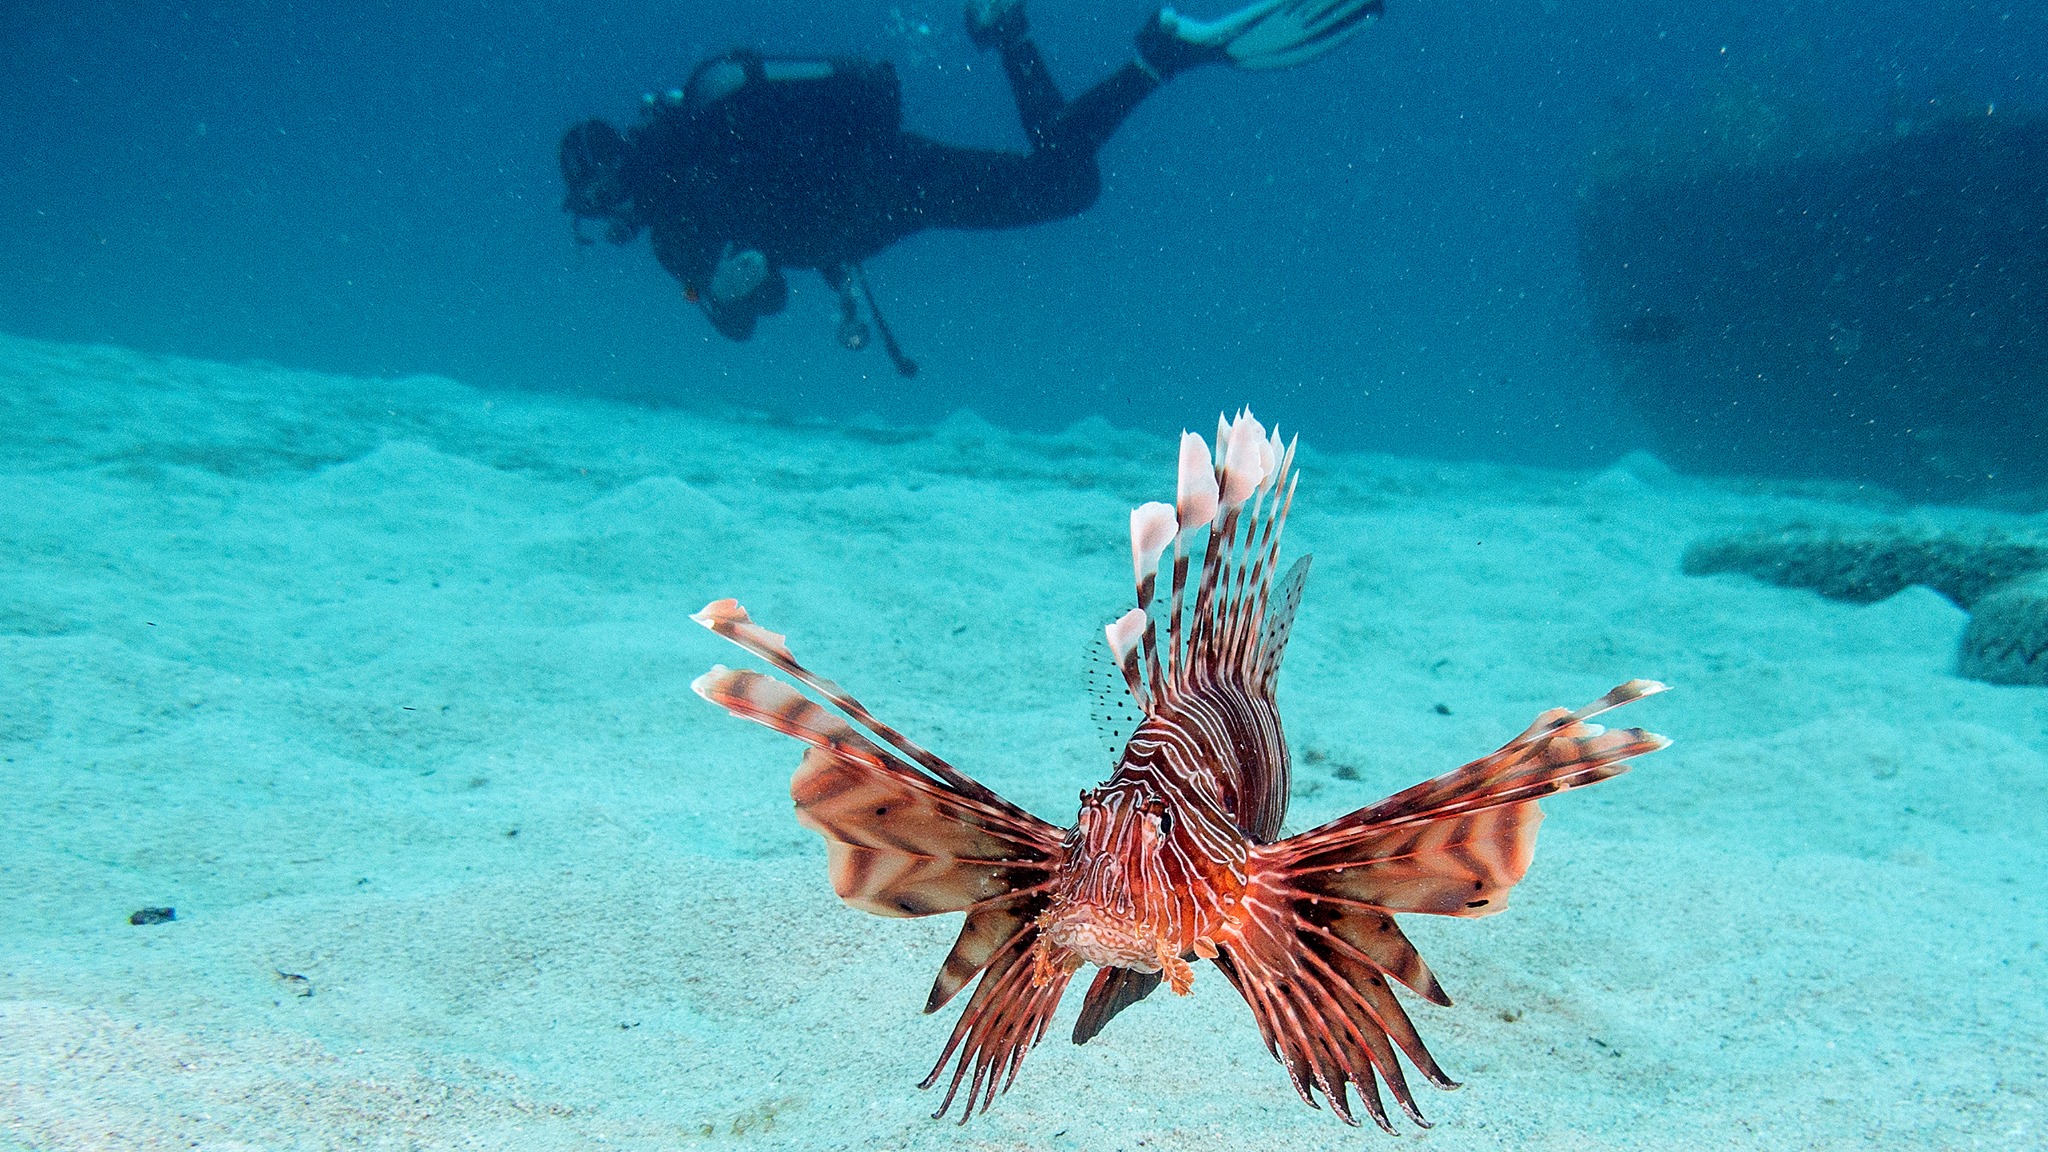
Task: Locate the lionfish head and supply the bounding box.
[1041,782,1186,972]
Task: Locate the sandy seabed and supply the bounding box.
[1,333,2041,1151]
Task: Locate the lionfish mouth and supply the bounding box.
[1042,908,1165,972]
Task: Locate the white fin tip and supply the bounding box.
[1106,609,1148,663]
[1219,409,1270,508]
[1257,426,1284,494]
[1131,502,1178,586]
[689,666,731,700]
[690,598,745,629]
[1176,431,1218,534]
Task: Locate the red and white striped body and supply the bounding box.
[1039,678,1285,992]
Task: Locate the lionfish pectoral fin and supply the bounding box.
[693,604,1078,1122]
[790,743,1062,918]
[1212,870,1429,1133]
[693,663,873,759]
[1204,676,1671,1123]
[1071,967,1163,1045]
[693,612,1068,925]
[1212,681,1672,1129]
[922,930,1078,1122]
[928,897,1042,1013]
[1285,679,1673,920]
[692,598,1025,811]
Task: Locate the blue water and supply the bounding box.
[5,1,2041,465]
[2,3,2046,1149]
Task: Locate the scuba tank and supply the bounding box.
[639,53,920,377]
[655,51,903,154]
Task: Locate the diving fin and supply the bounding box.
[1144,0,1383,73]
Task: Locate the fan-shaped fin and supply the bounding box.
[927,897,1046,1013]
[791,745,1059,918]
[1215,682,1670,1129]
[691,605,1079,1125]
[1256,554,1311,690]
[922,933,1078,1121]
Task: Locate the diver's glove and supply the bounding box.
[709,244,770,306]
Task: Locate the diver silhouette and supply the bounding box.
[560,0,1384,376]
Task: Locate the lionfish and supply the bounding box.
[690,408,1667,1131]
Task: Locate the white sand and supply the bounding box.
[1,333,2041,1150]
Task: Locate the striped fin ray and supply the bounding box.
[925,896,1043,1013]
[691,662,879,762]
[1164,430,1216,707]
[691,604,1076,1111]
[1109,410,1306,714]
[692,598,1018,813]
[691,661,1058,849]
[1230,437,1299,678]
[1185,501,1243,676]
[692,668,1064,907]
[788,743,1060,919]
[1267,680,1669,919]
[1215,432,1282,666]
[1338,678,1671,839]
[1215,681,1670,1129]
[1212,878,1444,1132]
[920,929,1077,1121]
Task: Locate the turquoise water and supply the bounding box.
[2,334,2042,1148]
[3,1,2046,1147]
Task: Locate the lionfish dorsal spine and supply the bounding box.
[1130,501,1177,702]
[1167,430,1217,698]
[1234,438,1297,681]
[1113,410,1301,714]
[1104,608,1148,709]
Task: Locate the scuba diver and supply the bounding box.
[560,0,1384,376]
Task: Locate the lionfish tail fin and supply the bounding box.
[1110,411,1306,714]
[1213,681,1669,1129]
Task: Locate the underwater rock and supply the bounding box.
[1683,525,2048,686]
[1682,527,2048,610]
[128,907,176,926]
[1960,573,2048,686]
[1579,115,2048,500]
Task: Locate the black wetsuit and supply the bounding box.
[617,38,1161,340]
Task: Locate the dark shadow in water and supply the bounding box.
[1580,114,2048,505]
